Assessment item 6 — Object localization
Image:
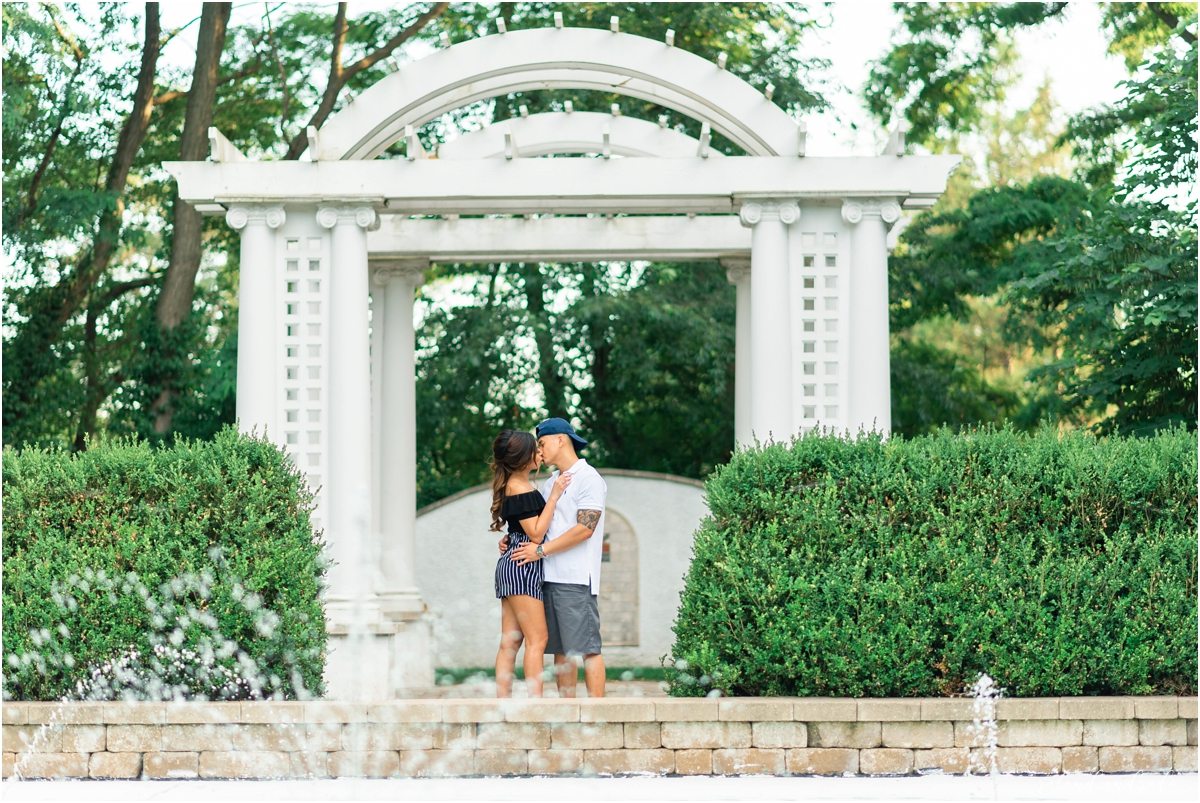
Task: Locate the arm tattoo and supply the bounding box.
[577,509,601,531]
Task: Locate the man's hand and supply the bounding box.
[512,541,540,566]
[498,535,509,555]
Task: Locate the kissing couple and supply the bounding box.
[489,418,607,698]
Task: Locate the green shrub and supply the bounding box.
[2,428,327,701]
[669,426,1197,697]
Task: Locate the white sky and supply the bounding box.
[156,2,1133,157]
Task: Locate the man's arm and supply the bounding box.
[513,509,601,565]
[544,509,600,555]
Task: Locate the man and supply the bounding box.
[512,418,607,698]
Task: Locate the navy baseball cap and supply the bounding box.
[536,418,588,452]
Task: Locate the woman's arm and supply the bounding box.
[515,473,572,543]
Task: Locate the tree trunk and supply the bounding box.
[519,262,569,419]
[150,2,231,434]
[72,3,161,320]
[580,263,620,455]
[73,308,102,452]
[478,262,500,406]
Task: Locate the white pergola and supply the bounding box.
[167,25,958,700]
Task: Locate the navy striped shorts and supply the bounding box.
[495,532,544,600]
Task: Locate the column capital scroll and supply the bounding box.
[719,255,751,284]
[738,198,800,228]
[225,205,286,231]
[841,199,903,227]
[317,205,378,230]
[371,258,429,288]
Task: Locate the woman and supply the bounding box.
[490,429,571,697]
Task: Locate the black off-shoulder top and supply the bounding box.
[501,490,545,536]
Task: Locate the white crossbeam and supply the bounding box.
[368,214,748,262]
[168,155,961,216]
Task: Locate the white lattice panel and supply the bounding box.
[793,210,849,434]
[276,220,330,528]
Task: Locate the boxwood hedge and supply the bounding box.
[669,426,1197,697]
[2,428,327,701]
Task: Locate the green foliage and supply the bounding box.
[415,260,736,507]
[2,5,155,448]
[890,176,1093,331]
[890,339,1021,438]
[1101,2,1196,70]
[114,272,241,445]
[669,427,1198,698]
[1,4,245,449]
[576,262,735,477]
[2,428,327,701]
[865,2,1068,147]
[8,1,1193,500]
[416,263,541,507]
[1065,15,1198,188]
[1010,197,1197,436]
[892,33,1197,436]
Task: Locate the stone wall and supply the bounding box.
[4,697,1195,779]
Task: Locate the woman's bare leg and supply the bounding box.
[506,594,548,698]
[495,597,523,698]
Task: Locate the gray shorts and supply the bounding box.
[542,582,602,656]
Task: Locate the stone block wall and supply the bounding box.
[3,696,1195,779]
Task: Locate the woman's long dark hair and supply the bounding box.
[490,429,538,532]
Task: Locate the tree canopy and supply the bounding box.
[2,3,1194,505]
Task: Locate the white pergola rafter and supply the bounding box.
[310,27,804,160]
[182,25,960,701]
[437,111,722,160]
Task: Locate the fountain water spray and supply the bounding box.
[966,672,1003,777]
[4,557,320,780]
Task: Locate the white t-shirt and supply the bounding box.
[540,459,607,595]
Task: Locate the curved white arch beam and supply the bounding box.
[363,69,753,153]
[436,111,723,159]
[319,68,762,158]
[314,27,802,160]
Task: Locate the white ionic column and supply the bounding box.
[372,259,433,691]
[721,257,752,448]
[227,205,285,440]
[371,259,427,619]
[318,205,392,700]
[740,199,799,443]
[842,199,900,435]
